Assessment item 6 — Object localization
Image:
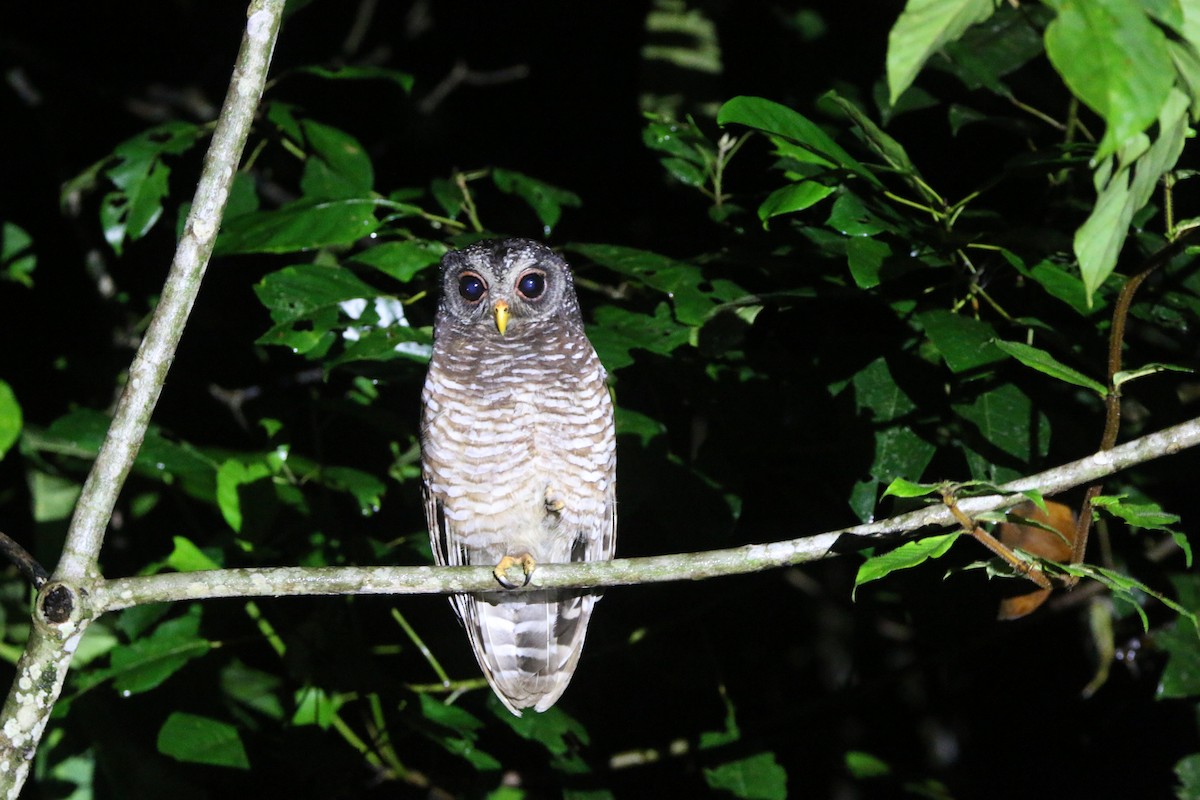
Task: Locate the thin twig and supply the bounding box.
[0,530,48,589]
[941,492,1052,589]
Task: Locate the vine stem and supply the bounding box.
[88,413,1200,608]
[0,3,286,796]
[1071,225,1200,570]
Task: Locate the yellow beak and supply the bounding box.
[493,300,509,336]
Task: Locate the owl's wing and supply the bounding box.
[421,477,452,567]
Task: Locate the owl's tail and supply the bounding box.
[457,589,599,715]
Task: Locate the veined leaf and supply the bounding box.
[854,533,961,594]
[703,752,788,800]
[886,0,997,104]
[718,96,881,187]
[992,339,1106,394]
[881,478,942,499]
[157,713,249,770]
[1045,0,1174,161]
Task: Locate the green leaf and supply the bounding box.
[220,659,284,720]
[1045,0,1174,161]
[586,303,690,371]
[886,0,997,104]
[569,243,745,326]
[854,533,961,594]
[845,750,892,779]
[822,92,922,190]
[757,181,837,222]
[294,64,414,93]
[717,96,881,187]
[826,192,888,236]
[292,686,344,729]
[27,409,219,503]
[28,472,81,522]
[157,712,249,770]
[1074,89,1189,302]
[100,122,204,254]
[915,310,1004,373]
[954,383,1049,463]
[320,466,385,515]
[492,168,582,233]
[1,222,36,287]
[166,536,223,572]
[1157,620,1200,698]
[845,237,890,289]
[107,606,211,695]
[882,478,942,499]
[1026,259,1103,316]
[0,380,21,460]
[215,198,381,255]
[615,406,667,446]
[216,459,272,533]
[853,357,913,421]
[1050,562,1198,633]
[493,703,589,755]
[348,240,446,283]
[1091,495,1182,532]
[417,695,501,771]
[1175,754,1200,800]
[992,339,1107,394]
[299,120,374,200]
[937,6,1050,96]
[703,752,788,800]
[254,263,383,354]
[661,156,706,186]
[1113,361,1193,387]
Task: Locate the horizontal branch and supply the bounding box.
[92,414,1200,611]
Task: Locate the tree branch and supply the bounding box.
[0,3,286,796]
[92,414,1200,611]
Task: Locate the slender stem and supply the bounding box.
[87,414,1200,607]
[391,609,450,686]
[1008,96,1067,132]
[942,491,1051,589]
[1073,227,1200,568]
[0,530,48,589]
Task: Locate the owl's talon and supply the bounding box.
[494,553,537,589]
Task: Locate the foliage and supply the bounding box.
[3,0,1200,798]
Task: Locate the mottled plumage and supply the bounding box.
[420,238,616,715]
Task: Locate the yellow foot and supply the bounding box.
[493,553,537,589]
[545,487,565,513]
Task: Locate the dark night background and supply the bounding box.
[2,1,1198,798]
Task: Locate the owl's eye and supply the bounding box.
[516,271,546,300]
[458,273,487,303]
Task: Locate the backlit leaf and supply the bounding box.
[886,0,997,104]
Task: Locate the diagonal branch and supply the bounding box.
[92,414,1200,610]
[0,3,286,797]
[54,5,282,583]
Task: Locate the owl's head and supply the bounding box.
[436,238,581,337]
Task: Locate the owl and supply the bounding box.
[420,238,617,715]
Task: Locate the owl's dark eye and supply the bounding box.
[516,271,546,300]
[458,273,486,303]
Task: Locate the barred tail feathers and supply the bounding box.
[459,590,598,715]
